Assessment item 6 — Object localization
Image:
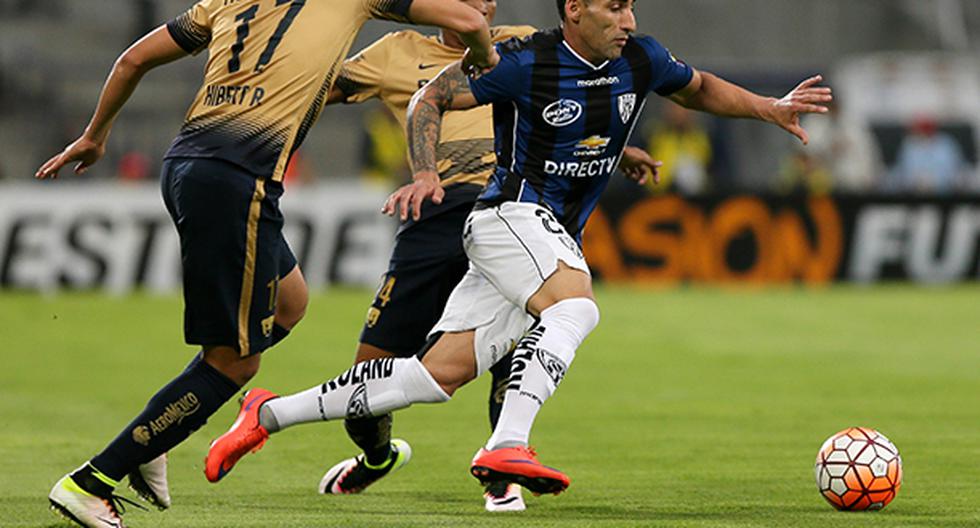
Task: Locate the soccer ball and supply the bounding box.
[814,427,902,511]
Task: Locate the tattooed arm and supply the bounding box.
[382,62,480,221]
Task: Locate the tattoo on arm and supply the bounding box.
[407,63,472,176]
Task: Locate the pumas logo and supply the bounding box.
[536,349,568,386]
[132,425,151,447]
[574,135,611,157]
[346,384,371,419]
[618,93,637,124]
[542,99,583,127]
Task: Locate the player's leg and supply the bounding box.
[319,343,401,495]
[126,244,304,509]
[463,202,600,495]
[324,209,472,493]
[50,159,286,523]
[270,241,308,347]
[482,263,597,451]
[206,267,534,480]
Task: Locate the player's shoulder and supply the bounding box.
[379,29,429,47]
[496,27,561,59]
[625,33,676,62]
[490,25,537,43]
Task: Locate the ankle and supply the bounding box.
[70,464,118,498]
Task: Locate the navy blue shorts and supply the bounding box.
[359,203,472,357]
[161,157,297,356]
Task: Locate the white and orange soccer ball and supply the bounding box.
[814,427,903,511]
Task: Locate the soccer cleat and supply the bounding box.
[471,446,570,496]
[484,480,526,512]
[128,453,171,510]
[204,388,278,483]
[319,439,412,494]
[49,474,144,528]
[472,449,526,512]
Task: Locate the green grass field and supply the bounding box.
[2,285,978,527]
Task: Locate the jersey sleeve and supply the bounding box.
[638,36,694,97]
[166,0,216,55]
[490,25,537,43]
[468,46,524,105]
[363,0,414,22]
[334,34,393,103]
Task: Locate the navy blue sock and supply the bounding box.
[270,323,290,348]
[90,356,240,481]
[488,352,513,430]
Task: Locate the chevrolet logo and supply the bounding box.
[576,135,610,150]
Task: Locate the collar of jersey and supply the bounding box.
[561,40,610,71]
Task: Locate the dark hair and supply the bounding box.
[556,0,566,19]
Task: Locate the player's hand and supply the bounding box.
[462,47,500,77]
[35,136,106,179]
[619,146,663,186]
[382,173,445,222]
[769,75,833,145]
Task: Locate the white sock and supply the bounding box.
[486,298,600,450]
[261,357,449,432]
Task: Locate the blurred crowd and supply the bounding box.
[2,1,979,196]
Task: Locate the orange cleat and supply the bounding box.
[470,446,570,496]
[204,388,278,483]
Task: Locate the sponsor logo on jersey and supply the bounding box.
[577,76,621,88]
[418,63,440,70]
[574,135,611,157]
[544,156,618,178]
[542,99,583,127]
[618,93,637,124]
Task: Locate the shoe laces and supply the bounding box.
[104,493,148,518]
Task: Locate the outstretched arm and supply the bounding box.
[382,62,479,221]
[670,71,832,145]
[36,26,187,179]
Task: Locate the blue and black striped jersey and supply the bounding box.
[469,29,693,239]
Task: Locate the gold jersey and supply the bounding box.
[165,0,414,181]
[335,25,535,189]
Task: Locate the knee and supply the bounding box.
[277,300,307,331]
[424,361,473,397]
[545,297,600,337]
[203,347,262,387]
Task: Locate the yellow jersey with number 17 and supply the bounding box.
[165,0,414,182]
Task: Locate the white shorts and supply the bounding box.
[431,202,590,375]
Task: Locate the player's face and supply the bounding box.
[577,0,636,60]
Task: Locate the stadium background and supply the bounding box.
[1,1,978,526]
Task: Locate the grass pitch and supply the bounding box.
[1,285,978,527]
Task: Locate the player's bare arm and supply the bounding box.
[35,26,187,179]
[383,62,479,221]
[407,0,499,72]
[670,70,832,145]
